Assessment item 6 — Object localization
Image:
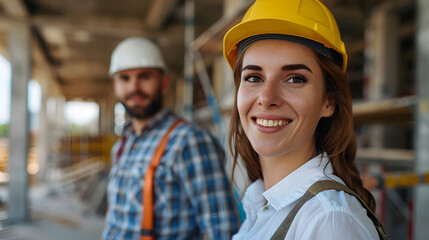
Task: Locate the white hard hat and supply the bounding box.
[109,37,167,76]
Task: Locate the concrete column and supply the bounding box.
[99,87,116,135]
[36,78,48,181]
[45,95,66,191]
[364,2,401,149]
[99,100,107,134]
[7,20,31,222]
[365,3,399,101]
[414,0,429,238]
[183,0,194,120]
[364,3,408,239]
[35,68,55,182]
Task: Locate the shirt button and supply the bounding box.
[263,206,269,211]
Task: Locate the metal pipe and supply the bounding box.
[194,51,226,143]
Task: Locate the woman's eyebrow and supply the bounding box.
[282,64,312,73]
[242,65,262,71]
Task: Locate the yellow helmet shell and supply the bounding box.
[223,0,348,72]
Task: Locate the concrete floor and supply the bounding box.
[0,184,105,240]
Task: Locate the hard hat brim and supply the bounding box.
[223,18,348,72]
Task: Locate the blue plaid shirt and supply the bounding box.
[102,110,240,239]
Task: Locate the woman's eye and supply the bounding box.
[286,76,307,84]
[244,75,262,83]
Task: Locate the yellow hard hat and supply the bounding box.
[223,0,348,72]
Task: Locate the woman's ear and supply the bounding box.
[321,96,336,118]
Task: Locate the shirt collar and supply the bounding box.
[122,109,173,137]
[262,153,338,211]
[241,179,266,219]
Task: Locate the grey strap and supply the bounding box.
[270,180,387,240]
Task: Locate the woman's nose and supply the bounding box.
[257,81,283,108]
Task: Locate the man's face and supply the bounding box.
[113,68,168,120]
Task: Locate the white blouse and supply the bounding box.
[232,154,380,240]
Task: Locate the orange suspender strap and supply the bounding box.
[140,119,184,240]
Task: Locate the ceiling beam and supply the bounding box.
[0,12,191,44]
[145,0,180,30]
[0,0,28,18]
[0,0,63,84]
[56,61,108,81]
[0,0,28,31]
[31,15,151,38]
[61,81,113,100]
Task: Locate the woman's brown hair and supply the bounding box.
[228,51,376,212]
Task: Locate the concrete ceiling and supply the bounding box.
[0,0,224,100]
[0,0,411,101]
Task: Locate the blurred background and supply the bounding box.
[0,0,428,239]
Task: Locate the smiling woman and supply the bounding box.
[237,40,334,168]
[224,0,386,240]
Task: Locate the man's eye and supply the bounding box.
[244,75,262,83]
[286,76,307,84]
[119,76,129,81]
[138,73,150,79]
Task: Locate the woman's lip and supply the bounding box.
[252,113,286,119]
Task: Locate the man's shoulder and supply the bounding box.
[160,110,222,146]
[174,120,217,142]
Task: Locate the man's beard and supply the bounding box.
[121,89,163,120]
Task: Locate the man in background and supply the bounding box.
[102,37,240,239]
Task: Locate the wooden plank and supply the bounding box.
[357,148,414,164]
[58,159,106,186]
[353,96,416,124]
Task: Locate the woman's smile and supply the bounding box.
[254,118,292,127]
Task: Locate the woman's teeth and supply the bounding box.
[256,118,291,127]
